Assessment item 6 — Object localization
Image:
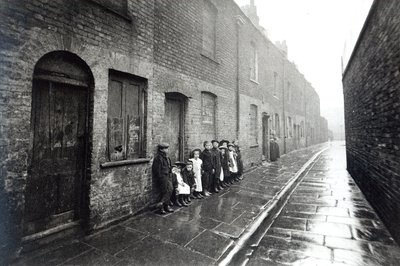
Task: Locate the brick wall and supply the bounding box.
[0,0,328,257]
[343,0,400,244]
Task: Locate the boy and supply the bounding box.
[152,143,174,214]
[182,161,196,202]
[200,141,214,196]
[211,140,223,192]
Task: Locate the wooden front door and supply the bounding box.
[25,79,88,236]
[262,115,270,160]
[165,97,184,163]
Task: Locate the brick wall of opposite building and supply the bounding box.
[0,0,329,259]
[343,0,400,244]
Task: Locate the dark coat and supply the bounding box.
[212,147,222,178]
[152,151,173,203]
[200,149,214,173]
[182,168,196,188]
[220,152,230,178]
[236,146,244,174]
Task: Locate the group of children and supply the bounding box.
[152,140,244,214]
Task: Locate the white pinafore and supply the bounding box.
[189,158,203,192]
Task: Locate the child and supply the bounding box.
[228,143,238,183]
[211,140,223,192]
[171,162,190,207]
[232,140,244,180]
[182,161,196,203]
[219,146,230,187]
[189,149,204,199]
[200,141,214,196]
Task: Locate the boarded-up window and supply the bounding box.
[107,70,146,161]
[250,104,258,144]
[92,0,128,16]
[250,42,258,81]
[201,92,217,140]
[202,0,217,58]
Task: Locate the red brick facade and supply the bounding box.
[0,0,328,257]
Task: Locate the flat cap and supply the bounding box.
[211,140,219,144]
[157,143,169,149]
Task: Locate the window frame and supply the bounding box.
[201,0,218,60]
[106,70,147,162]
[250,42,258,82]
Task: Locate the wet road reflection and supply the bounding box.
[247,143,400,266]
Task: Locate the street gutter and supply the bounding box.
[218,146,329,266]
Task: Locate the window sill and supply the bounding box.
[88,0,132,22]
[273,95,279,100]
[200,53,220,64]
[250,79,259,85]
[250,144,259,148]
[100,158,151,169]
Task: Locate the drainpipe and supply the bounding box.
[282,57,286,154]
[304,82,308,147]
[235,15,245,140]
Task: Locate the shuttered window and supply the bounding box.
[250,104,258,144]
[107,70,146,161]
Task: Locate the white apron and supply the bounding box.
[176,172,190,195]
[189,158,203,192]
[229,151,238,173]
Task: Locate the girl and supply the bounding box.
[189,149,204,199]
[172,162,190,207]
[228,143,238,183]
[219,146,230,187]
[232,140,244,180]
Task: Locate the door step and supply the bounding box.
[21,221,83,254]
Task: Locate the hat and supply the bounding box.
[227,143,235,147]
[175,161,187,167]
[219,146,228,150]
[185,161,193,165]
[157,143,169,149]
[211,140,219,144]
[171,164,177,168]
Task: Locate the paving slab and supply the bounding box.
[12,143,329,265]
[246,143,400,266]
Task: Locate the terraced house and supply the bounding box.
[0,0,329,257]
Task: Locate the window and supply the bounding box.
[250,104,258,144]
[273,72,278,97]
[300,121,305,138]
[201,92,217,140]
[274,113,280,137]
[202,0,217,59]
[107,70,146,161]
[250,42,258,81]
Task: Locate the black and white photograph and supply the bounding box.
[1,0,400,265]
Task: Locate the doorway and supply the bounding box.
[262,114,270,161]
[25,51,92,236]
[165,93,186,163]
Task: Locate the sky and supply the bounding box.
[234,0,373,138]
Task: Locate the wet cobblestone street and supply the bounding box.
[247,143,400,266]
[13,142,400,266]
